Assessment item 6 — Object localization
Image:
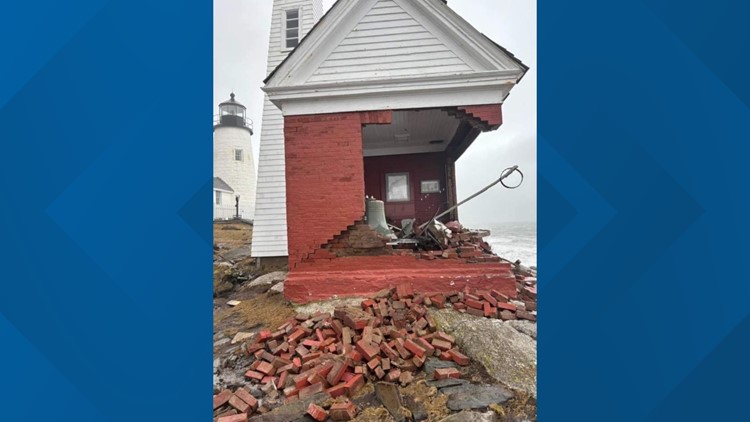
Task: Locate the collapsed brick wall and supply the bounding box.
[302,221,393,262]
[285,111,392,268]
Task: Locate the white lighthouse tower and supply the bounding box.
[213,93,257,221]
[252,0,324,261]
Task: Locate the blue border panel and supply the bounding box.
[0,1,211,421]
[540,0,750,420]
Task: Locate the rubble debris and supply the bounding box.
[228,300,242,307]
[329,400,358,421]
[233,284,474,417]
[306,403,329,421]
[224,279,537,418]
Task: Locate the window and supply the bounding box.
[421,180,441,194]
[215,191,222,206]
[284,9,300,49]
[386,173,410,202]
[234,149,243,161]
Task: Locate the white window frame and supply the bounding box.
[234,149,243,161]
[420,180,441,194]
[385,172,411,203]
[215,190,222,206]
[282,8,301,51]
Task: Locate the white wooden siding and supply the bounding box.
[252,0,322,258]
[306,0,473,84]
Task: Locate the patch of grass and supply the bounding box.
[215,292,296,336]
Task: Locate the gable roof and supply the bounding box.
[213,177,234,193]
[262,0,528,116]
[265,0,527,85]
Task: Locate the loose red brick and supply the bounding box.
[413,354,426,368]
[394,339,412,359]
[396,283,414,299]
[345,374,365,395]
[257,361,276,376]
[432,339,452,351]
[261,375,276,385]
[303,339,322,348]
[481,292,498,307]
[228,395,251,414]
[327,360,347,386]
[367,357,381,371]
[448,349,470,366]
[298,382,325,399]
[277,371,288,389]
[385,369,401,382]
[483,302,493,317]
[434,367,461,380]
[256,330,272,342]
[416,337,436,356]
[307,403,329,421]
[244,370,264,381]
[213,389,232,409]
[375,366,386,379]
[234,388,258,412]
[464,299,482,309]
[434,332,455,343]
[355,340,379,361]
[497,302,517,312]
[288,329,305,343]
[330,401,358,421]
[216,414,248,422]
[404,339,426,358]
[431,294,446,308]
[328,383,349,398]
[466,307,484,317]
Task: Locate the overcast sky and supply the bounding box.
[214,0,536,226]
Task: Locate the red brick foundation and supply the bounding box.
[284,255,517,304]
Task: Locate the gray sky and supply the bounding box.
[214,0,536,225]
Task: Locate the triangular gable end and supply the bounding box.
[307,0,479,84]
[265,0,527,115]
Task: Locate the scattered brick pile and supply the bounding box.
[426,277,538,322]
[213,275,538,421]
[214,284,470,421]
[418,221,502,263]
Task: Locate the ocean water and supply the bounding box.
[481,221,537,268]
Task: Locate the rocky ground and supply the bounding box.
[213,222,537,422]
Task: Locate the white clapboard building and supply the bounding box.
[252,0,324,260]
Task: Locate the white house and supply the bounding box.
[252,0,525,270]
[213,177,236,220]
[214,93,257,221]
[252,0,324,260]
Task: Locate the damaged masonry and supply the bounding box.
[214,275,537,422]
